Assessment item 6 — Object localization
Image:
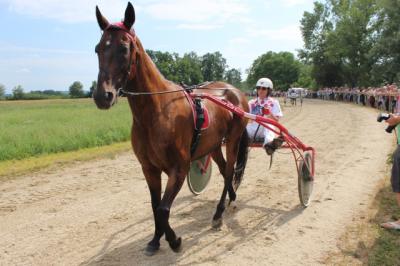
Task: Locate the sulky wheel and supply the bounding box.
[187,155,212,195]
[298,151,314,207]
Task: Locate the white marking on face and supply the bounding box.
[106,40,111,46]
[103,80,115,90]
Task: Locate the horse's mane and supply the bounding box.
[134,38,172,90]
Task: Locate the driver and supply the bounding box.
[247,77,284,155]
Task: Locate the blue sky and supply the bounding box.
[0,0,314,93]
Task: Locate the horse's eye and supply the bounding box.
[95,44,100,54]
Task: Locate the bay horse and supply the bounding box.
[93,2,249,255]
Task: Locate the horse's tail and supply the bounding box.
[232,129,249,192]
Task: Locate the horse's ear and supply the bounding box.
[123,2,135,29]
[96,6,109,31]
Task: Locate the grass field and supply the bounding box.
[368,184,400,266]
[0,98,132,161]
[325,153,400,265]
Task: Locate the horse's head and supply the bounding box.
[93,2,137,109]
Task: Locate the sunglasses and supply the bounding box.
[256,87,270,91]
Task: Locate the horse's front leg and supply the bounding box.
[156,168,187,252]
[142,165,163,256]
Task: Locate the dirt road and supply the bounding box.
[0,99,394,265]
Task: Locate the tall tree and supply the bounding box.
[175,52,203,85]
[201,52,227,81]
[89,81,97,97]
[146,50,178,81]
[327,0,377,87]
[0,84,5,100]
[12,85,24,100]
[292,64,317,89]
[69,81,84,98]
[299,1,344,87]
[246,51,301,90]
[299,0,390,87]
[371,0,400,84]
[224,68,242,89]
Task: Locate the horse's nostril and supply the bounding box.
[105,92,114,102]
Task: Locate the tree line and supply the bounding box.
[1,0,398,100]
[0,81,97,100]
[146,51,243,89]
[147,50,313,91]
[299,0,400,88]
[0,49,311,100]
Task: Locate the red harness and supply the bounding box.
[105,22,136,40]
[183,91,210,130]
[192,100,210,130]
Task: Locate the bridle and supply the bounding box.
[99,22,139,96]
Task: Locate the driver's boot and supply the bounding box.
[263,136,284,155]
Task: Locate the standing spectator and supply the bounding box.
[381,112,400,230]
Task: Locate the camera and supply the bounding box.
[377,113,396,133]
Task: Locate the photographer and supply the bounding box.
[381,114,400,230]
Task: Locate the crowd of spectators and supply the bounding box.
[313,83,400,231]
[309,84,399,113]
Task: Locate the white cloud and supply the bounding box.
[0,42,96,91]
[219,23,304,74]
[144,0,249,23]
[0,52,97,91]
[281,0,310,7]
[229,38,250,45]
[16,68,30,73]
[0,42,90,56]
[1,0,136,23]
[139,0,252,31]
[177,23,223,30]
[1,0,250,25]
[0,49,94,75]
[247,24,301,41]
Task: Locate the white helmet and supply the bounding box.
[256,78,273,89]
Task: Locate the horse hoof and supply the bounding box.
[144,244,159,256]
[228,200,237,210]
[169,237,182,253]
[228,191,236,202]
[212,218,223,229]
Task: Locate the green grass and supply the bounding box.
[0,141,131,180]
[323,151,400,265]
[324,182,400,266]
[367,185,400,266]
[0,98,132,161]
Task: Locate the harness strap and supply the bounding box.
[180,81,213,92]
[120,81,229,96]
[190,98,205,156]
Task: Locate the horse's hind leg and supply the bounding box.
[142,165,163,256]
[212,135,241,228]
[156,167,187,252]
[211,147,236,202]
